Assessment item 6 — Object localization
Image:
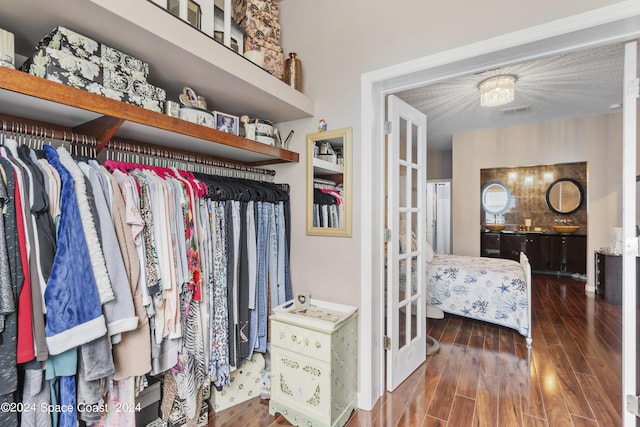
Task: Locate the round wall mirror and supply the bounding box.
[481,181,511,214]
[546,178,584,214]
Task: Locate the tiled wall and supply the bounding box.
[480,161,587,234]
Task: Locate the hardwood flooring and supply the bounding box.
[209,275,623,426]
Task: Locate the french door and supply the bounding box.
[385,95,427,391]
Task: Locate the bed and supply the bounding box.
[425,252,532,346]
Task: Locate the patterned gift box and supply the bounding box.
[245,39,283,79]
[23,63,162,113]
[101,44,150,80]
[22,47,103,84]
[104,69,166,101]
[103,87,163,113]
[242,16,280,45]
[36,26,150,79]
[232,0,279,28]
[36,26,101,63]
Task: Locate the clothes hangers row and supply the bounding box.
[104,139,276,183]
[0,119,98,158]
[0,119,276,184]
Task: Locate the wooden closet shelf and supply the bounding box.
[0,67,299,166]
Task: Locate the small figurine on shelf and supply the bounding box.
[318,119,327,132]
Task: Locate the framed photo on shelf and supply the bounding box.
[214,111,239,135]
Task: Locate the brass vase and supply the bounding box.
[284,52,302,91]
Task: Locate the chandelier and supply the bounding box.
[478,75,517,107]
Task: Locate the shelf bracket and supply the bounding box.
[73,116,125,152]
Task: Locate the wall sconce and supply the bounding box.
[543,172,554,182]
[508,171,518,184]
[523,175,534,186]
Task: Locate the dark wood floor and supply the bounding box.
[209,275,623,426]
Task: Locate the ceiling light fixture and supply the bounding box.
[478,75,517,107]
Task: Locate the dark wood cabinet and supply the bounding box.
[481,232,501,258]
[594,251,640,305]
[549,235,587,275]
[524,234,553,272]
[499,234,525,261]
[481,232,586,275]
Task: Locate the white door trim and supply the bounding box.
[358,0,640,411]
[622,40,638,425]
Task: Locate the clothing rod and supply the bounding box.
[1,118,90,145]
[0,117,277,179]
[105,139,276,181]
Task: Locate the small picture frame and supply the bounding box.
[214,111,239,135]
[180,86,199,107]
[294,291,310,308]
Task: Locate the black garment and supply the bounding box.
[224,201,236,368]
[237,201,250,362]
[17,145,56,282]
[0,158,21,427]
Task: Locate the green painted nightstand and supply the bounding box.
[269,299,358,427]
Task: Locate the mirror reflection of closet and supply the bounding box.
[306,127,352,237]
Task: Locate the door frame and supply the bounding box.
[358,1,640,411]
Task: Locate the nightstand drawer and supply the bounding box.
[270,349,330,425]
[271,320,332,362]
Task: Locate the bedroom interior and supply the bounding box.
[362,11,637,424]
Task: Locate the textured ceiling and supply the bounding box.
[394,42,632,152]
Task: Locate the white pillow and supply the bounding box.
[425,241,434,262]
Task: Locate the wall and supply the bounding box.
[428,151,453,180]
[453,112,626,289]
[274,0,618,309]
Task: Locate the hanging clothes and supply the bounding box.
[0,143,293,425]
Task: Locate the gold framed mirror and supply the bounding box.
[306,127,352,237]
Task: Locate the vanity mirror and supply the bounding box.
[481,181,511,215]
[306,127,352,237]
[546,178,584,215]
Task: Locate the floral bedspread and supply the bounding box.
[425,254,529,337]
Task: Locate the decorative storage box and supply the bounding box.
[232,0,280,28]
[22,48,164,102]
[241,16,281,44]
[23,63,163,113]
[244,39,283,79]
[22,47,102,83]
[269,299,357,427]
[36,26,150,78]
[103,88,163,113]
[104,69,166,101]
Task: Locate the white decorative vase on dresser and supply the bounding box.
[269,299,358,427]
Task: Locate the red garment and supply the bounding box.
[14,176,34,363]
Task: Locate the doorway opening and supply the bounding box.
[426,181,451,254]
[358,3,640,414]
